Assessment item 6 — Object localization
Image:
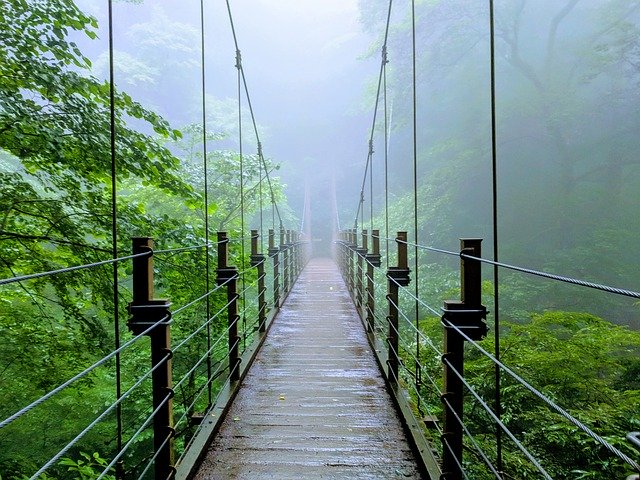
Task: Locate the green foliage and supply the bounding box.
[407,311,640,478]
[0,1,291,478]
[58,452,115,480]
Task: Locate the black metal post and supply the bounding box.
[366,229,382,334]
[268,229,280,308]
[386,232,411,383]
[282,229,289,294]
[292,231,299,279]
[128,237,175,480]
[356,230,366,317]
[441,239,487,480]
[217,232,240,382]
[348,229,356,299]
[251,230,267,332]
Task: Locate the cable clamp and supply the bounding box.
[235,49,242,69]
[162,348,174,361]
[441,300,487,341]
[627,432,640,449]
[166,387,175,400]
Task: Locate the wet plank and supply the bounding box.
[191,257,422,479]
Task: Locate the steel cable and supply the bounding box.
[106,0,122,473]
[386,292,440,355]
[0,251,151,287]
[96,389,174,480]
[28,352,171,480]
[0,313,169,430]
[460,253,640,299]
[172,277,232,316]
[353,0,395,229]
[441,396,504,479]
[224,0,284,229]
[442,356,553,479]
[377,236,640,299]
[443,318,640,471]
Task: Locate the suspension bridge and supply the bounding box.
[2,0,640,479]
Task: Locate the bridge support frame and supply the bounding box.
[347,229,356,300]
[440,239,488,480]
[386,231,411,383]
[292,232,300,278]
[250,230,267,333]
[365,230,381,334]
[128,237,175,480]
[268,229,280,307]
[356,230,367,316]
[282,229,290,295]
[217,232,240,383]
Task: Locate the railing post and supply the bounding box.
[292,232,299,279]
[386,231,411,383]
[348,229,356,299]
[282,229,290,294]
[216,232,240,382]
[441,239,488,480]
[250,230,267,333]
[268,229,280,307]
[128,237,175,480]
[356,230,367,317]
[290,230,297,283]
[337,231,343,278]
[366,230,381,334]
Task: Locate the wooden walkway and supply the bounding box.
[192,258,422,479]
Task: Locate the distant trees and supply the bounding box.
[360,1,640,478]
[0,1,289,477]
[360,0,640,324]
[415,311,640,479]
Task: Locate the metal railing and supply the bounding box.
[335,228,640,480]
[0,230,309,480]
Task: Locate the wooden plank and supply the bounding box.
[191,258,422,479]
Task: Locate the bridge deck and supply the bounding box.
[191,257,421,479]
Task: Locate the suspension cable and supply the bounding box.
[199,0,213,408]
[224,0,284,229]
[488,0,502,470]
[353,0,395,229]
[235,46,248,350]
[106,1,123,474]
[383,44,390,269]
[410,0,421,405]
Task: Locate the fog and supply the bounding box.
[69,0,640,327]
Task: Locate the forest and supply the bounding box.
[1,0,639,479]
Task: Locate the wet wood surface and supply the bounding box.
[192,257,422,479]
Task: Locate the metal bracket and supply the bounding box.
[365,253,382,267]
[268,247,279,258]
[128,300,172,335]
[216,267,238,285]
[387,266,411,287]
[441,300,487,341]
[250,254,265,267]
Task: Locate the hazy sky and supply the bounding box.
[75,0,376,229]
[223,0,375,221]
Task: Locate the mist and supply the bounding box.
[67,0,640,327]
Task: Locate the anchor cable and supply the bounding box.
[353,0,395,230]
[106,1,123,477]
[199,0,213,407]
[489,0,503,469]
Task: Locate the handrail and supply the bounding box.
[335,228,640,479]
